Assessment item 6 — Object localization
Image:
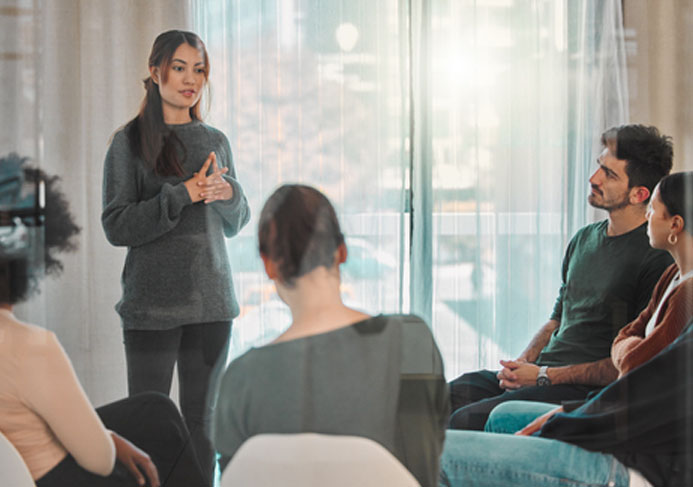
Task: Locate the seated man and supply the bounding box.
[484,169,693,439]
[440,321,693,487]
[449,124,674,430]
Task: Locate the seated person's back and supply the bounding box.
[212,185,449,487]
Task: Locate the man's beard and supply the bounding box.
[588,190,630,212]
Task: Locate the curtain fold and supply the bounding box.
[408,0,434,326]
[422,0,628,377]
[192,0,409,360]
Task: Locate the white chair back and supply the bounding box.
[0,431,36,487]
[220,433,421,487]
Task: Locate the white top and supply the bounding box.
[628,467,653,487]
[644,270,693,337]
[0,309,115,480]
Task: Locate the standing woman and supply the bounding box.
[102,30,250,485]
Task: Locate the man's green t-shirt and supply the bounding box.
[536,220,672,367]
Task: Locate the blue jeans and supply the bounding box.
[439,429,630,487]
[484,400,558,434]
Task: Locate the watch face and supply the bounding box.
[537,376,551,387]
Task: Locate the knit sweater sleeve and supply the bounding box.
[101,130,192,247]
[207,133,251,238]
[613,267,693,376]
[21,331,116,476]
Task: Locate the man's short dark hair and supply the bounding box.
[601,125,673,201]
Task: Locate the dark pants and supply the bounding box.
[448,369,599,430]
[36,392,206,487]
[123,322,231,486]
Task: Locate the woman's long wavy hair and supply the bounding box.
[126,30,210,177]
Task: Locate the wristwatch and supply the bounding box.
[536,366,551,387]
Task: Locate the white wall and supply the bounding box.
[624,0,693,171]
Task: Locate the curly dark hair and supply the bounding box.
[0,154,81,304]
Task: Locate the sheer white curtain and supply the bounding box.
[416,0,628,377]
[193,0,628,376]
[3,0,191,406]
[4,0,627,400]
[0,1,39,158]
[192,0,410,359]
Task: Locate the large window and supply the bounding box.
[194,0,628,376]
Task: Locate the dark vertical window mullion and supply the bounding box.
[409,0,433,325]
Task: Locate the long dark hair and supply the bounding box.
[126,30,210,177]
[658,172,693,233]
[258,185,345,286]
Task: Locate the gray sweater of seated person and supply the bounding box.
[102,120,250,330]
[212,314,450,487]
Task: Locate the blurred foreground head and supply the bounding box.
[0,154,80,304]
[258,184,345,286]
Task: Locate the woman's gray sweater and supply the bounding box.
[102,120,250,330]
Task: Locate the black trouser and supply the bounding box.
[123,322,231,486]
[36,392,207,487]
[448,369,599,430]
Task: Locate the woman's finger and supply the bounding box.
[208,152,218,173]
[200,181,231,192]
[126,458,145,485]
[515,407,561,436]
[516,424,539,436]
[198,152,215,176]
[139,457,160,487]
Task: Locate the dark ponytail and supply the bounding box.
[259,185,345,286]
[658,172,693,233]
[126,30,210,177]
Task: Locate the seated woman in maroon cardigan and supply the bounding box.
[610,171,693,376]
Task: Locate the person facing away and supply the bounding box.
[101,30,250,485]
[441,172,693,487]
[0,154,207,486]
[448,124,674,430]
[211,184,450,487]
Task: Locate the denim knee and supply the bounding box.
[485,401,558,434]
